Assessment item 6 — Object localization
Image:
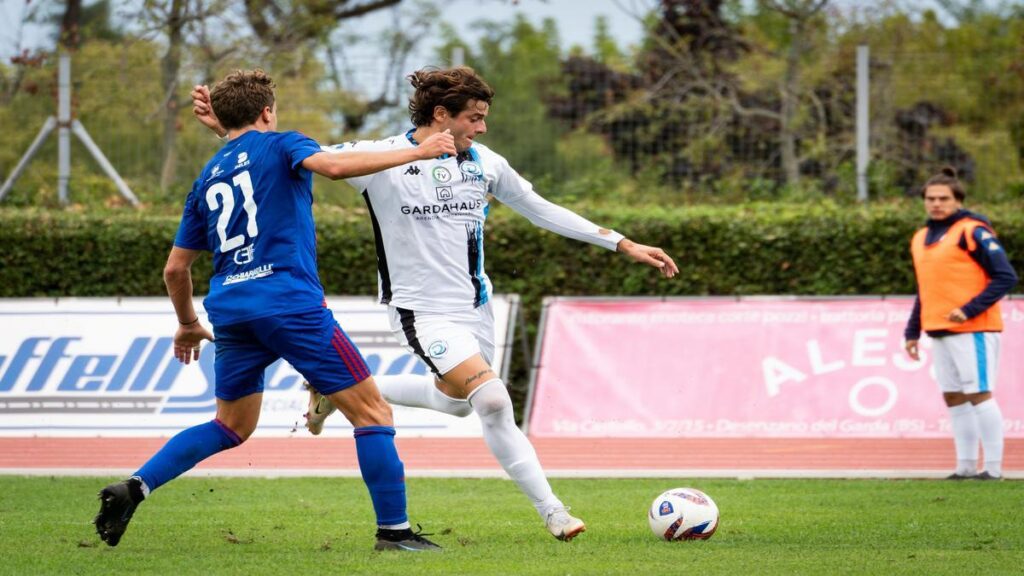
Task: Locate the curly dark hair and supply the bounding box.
[407,66,495,127]
[211,69,276,130]
[921,166,966,201]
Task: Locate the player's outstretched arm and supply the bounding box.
[164,246,214,365]
[191,85,226,138]
[303,131,455,180]
[616,238,679,278]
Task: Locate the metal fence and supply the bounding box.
[1,46,1022,206]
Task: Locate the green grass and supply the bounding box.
[0,476,1021,575]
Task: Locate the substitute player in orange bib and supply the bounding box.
[904,167,1018,480]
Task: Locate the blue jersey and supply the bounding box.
[174,130,324,326]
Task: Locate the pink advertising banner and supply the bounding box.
[527,298,1024,438]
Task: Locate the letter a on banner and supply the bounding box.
[762,357,807,397]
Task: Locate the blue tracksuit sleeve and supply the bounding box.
[961,226,1019,318]
[904,294,922,341]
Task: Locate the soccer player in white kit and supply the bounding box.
[193,66,678,540]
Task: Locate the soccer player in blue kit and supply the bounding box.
[93,69,456,551]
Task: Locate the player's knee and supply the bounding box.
[468,379,513,418]
[451,402,475,418]
[220,420,255,443]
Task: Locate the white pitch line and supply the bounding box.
[0,468,1020,479]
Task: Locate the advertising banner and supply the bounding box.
[0,296,517,437]
[526,297,1024,438]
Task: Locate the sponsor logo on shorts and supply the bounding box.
[427,340,449,358]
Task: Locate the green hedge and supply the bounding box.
[2,202,1022,300]
[3,203,1021,410]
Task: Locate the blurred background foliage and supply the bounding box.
[1,0,1023,211]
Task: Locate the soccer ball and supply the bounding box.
[648,487,719,541]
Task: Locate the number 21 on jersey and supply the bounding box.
[206,170,259,253]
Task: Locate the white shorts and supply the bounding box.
[932,332,1001,394]
[387,304,496,376]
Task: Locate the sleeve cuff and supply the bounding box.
[599,230,626,251]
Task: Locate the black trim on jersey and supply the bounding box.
[362,190,392,304]
[397,308,440,374]
[466,224,484,307]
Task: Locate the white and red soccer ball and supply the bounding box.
[648,487,719,541]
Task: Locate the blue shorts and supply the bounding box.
[213,307,371,401]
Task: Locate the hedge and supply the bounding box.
[7,203,1021,296]
[3,203,1021,404]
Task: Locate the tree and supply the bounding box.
[320,0,440,134]
[243,0,401,53]
[123,0,234,191]
[762,0,829,186]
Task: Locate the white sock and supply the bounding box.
[469,379,562,519]
[948,403,979,475]
[974,399,1004,477]
[375,374,473,417]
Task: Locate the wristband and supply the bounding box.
[179,317,200,326]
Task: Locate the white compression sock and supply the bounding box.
[948,403,980,475]
[469,379,562,519]
[974,399,1004,477]
[374,374,473,417]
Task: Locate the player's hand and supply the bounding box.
[616,239,679,278]
[947,308,967,323]
[173,321,214,365]
[905,340,920,361]
[416,129,456,159]
[191,85,226,137]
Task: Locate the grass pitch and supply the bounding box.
[0,476,1021,575]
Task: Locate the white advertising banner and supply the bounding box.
[0,296,517,437]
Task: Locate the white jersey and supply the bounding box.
[325,131,624,312]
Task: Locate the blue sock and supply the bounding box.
[134,419,241,493]
[354,426,408,526]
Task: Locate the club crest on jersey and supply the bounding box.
[436,186,453,201]
[658,501,674,516]
[432,166,452,183]
[427,340,449,358]
[459,161,482,178]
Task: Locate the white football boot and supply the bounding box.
[303,381,336,435]
[545,507,586,541]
